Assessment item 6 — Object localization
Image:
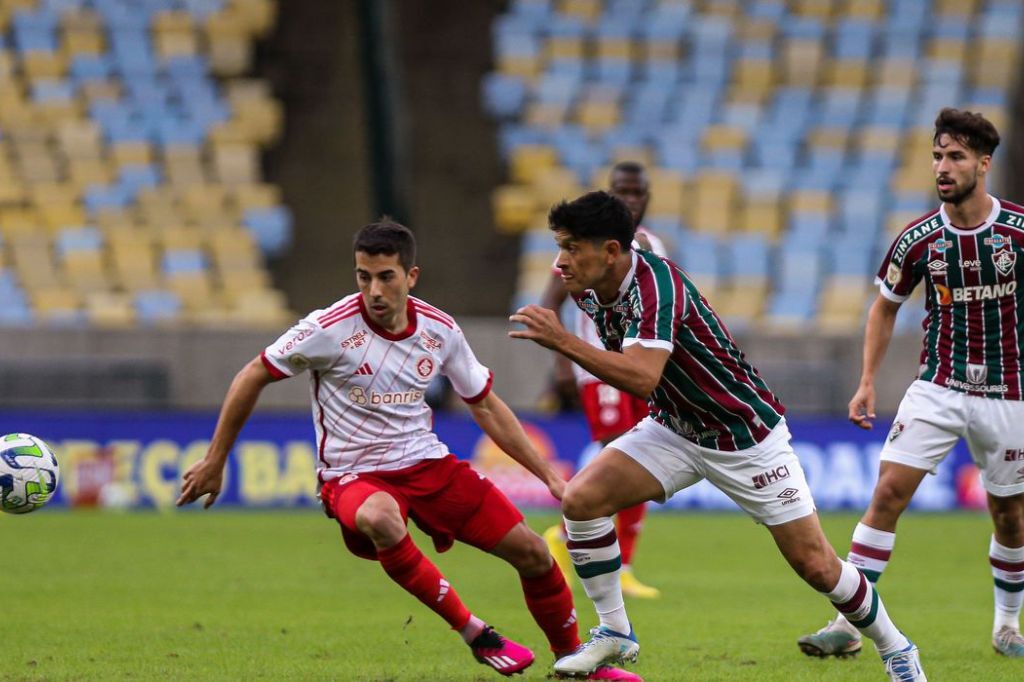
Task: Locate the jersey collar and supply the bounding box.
[358,296,418,340]
[940,194,1000,235]
[593,250,637,308]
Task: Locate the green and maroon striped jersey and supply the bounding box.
[575,250,785,450]
[877,196,1024,400]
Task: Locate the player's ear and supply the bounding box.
[406,265,420,288]
[603,238,622,262]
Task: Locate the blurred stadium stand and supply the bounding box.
[0,0,293,329]
[484,0,1021,333]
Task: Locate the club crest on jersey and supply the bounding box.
[341,330,368,350]
[966,363,988,385]
[887,420,905,442]
[288,353,311,370]
[886,262,902,285]
[416,356,435,378]
[929,239,952,254]
[993,249,1017,276]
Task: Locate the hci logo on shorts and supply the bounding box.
[752,465,791,490]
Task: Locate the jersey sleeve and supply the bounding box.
[441,325,493,403]
[875,234,922,303]
[622,260,682,352]
[261,317,339,378]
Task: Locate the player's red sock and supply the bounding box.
[616,503,646,566]
[377,534,472,631]
[520,562,579,654]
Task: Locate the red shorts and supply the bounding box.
[319,454,524,561]
[579,381,650,442]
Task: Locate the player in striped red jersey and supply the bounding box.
[510,192,925,681]
[541,162,665,601]
[799,109,1024,662]
[177,220,641,681]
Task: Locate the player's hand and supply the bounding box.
[546,475,566,501]
[848,384,876,430]
[508,305,568,350]
[176,457,225,508]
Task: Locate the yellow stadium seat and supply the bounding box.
[492,185,540,233]
[739,199,783,238]
[155,30,199,59]
[642,39,682,63]
[510,145,558,185]
[56,120,103,159]
[840,0,884,19]
[62,28,105,56]
[31,288,82,318]
[110,141,154,167]
[789,190,833,215]
[700,0,742,18]
[855,127,902,152]
[84,291,135,327]
[692,173,738,233]
[576,100,619,132]
[156,226,205,250]
[713,283,767,322]
[210,143,259,184]
[645,168,687,218]
[825,60,869,89]
[925,39,967,63]
[782,39,823,86]
[231,182,281,213]
[79,79,121,104]
[63,251,110,292]
[22,51,66,80]
[545,35,584,61]
[807,127,850,150]
[39,203,86,233]
[875,59,915,88]
[791,0,834,20]
[608,145,653,169]
[970,40,1020,89]
[595,36,633,61]
[818,277,872,332]
[166,272,215,310]
[523,101,570,129]
[497,53,541,81]
[531,166,584,208]
[702,125,747,152]
[934,0,980,16]
[205,30,251,77]
[732,57,775,97]
[558,0,601,23]
[890,167,934,194]
[218,267,270,292]
[737,18,778,44]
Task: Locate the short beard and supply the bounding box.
[938,176,978,206]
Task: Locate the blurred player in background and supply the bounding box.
[178,221,640,681]
[541,162,664,600]
[798,109,1024,662]
[511,192,925,682]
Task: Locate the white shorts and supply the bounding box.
[609,417,816,525]
[881,380,1024,497]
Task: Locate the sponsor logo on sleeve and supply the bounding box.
[276,328,313,355]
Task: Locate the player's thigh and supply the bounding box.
[702,420,816,526]
[966,396,1024,497]
[880,380,965,472]
[425,460,524,554]
[583,417,703,507]
[321,474,409,560]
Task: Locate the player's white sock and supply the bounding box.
[835,523,895,629]
[564,516,630,634]
[459,614,486,644]
[990,536,1024,633]
[826,560,909,657]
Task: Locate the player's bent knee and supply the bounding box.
[561,481,611,520]
[354,493,406,547]
[790,552,838,592]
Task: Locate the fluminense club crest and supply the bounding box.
[993,249,1017,276]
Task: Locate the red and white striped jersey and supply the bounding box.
[261,294,493,479]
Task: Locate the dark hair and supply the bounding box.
[353,218,416,271]
[611,160,646,177]
[933,108,1000,156]
[548,191,636,249]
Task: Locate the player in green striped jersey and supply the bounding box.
[799,109,1024,662]
[510,192,925,681]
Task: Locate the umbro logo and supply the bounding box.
[355,363,373,376]
[928,260,948,274]
[777,488,799,499]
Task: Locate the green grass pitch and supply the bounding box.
[1,510,1017,680]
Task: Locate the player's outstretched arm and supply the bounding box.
[177,356,278,508]
[467,391,566,500]
[509,304,669,398]
[849,295,901,430]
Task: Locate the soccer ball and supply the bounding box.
[0,433,60,514]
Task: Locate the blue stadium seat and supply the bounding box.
[675,230,720,277]
[162,249,207,274]
[135,290,183,324]
[747,0,787,21]
[31,79,75,103]
[828,235,876,277]
[84,184,134,213]
[55,227,104,257]
[119,164,162,196]
[70,54,115,83]
[243,207,294,258]
[833,19,877,61]
[726,235,770,279]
